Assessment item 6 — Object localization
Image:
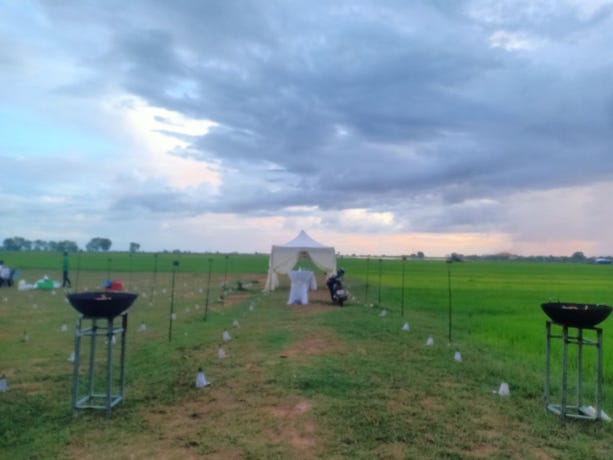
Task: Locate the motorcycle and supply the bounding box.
[326,268,348,306]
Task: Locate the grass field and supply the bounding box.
[1,251,613,459]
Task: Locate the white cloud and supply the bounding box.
[105,95,221,190]
[489,30,541,51]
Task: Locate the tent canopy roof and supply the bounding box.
[278,230,332,249]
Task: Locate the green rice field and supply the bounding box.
[1,251,612,459]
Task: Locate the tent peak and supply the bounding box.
[282,230,330,248]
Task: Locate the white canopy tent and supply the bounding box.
[264,230,337,291]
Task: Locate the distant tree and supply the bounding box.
[86,237,112,252]
[129,242,140,253]
[417,251,425,259]
[57,240,79,253]
[571,251,586,262]
[2,236,31,251]
[32,239,49,251]
[447,253,463,263]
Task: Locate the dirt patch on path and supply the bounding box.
[264,399,318,453]
[279,333,348,359]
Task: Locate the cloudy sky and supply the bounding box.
[2,0,613,256]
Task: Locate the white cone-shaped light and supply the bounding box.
[249,303,254,311]
[222,330,231,341]
[454,351,462,362]
[426,336,434,346]
[218,347,227,359]
[68,351,75,362]
[138,323,147,332]
[61,323,68,332]
[498,382,510,396]
[233,320,240,328]
[195,368,210,388]
[402,322,410,331]
[379,309,387,317]
[171,313,177,321]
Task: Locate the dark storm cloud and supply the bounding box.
[35,0,613,235]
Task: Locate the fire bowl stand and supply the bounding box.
[545,321,605,421]
[71,314,128,417]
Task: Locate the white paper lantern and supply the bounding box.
[195,368,210,388]
[498,382,510,396]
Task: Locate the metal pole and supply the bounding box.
[150,253,158,305]
[377,259,383,306]
[107,258,112,280]
[71,316,83,415]
[544,321,551,409]
[203,258,213,321]
[364,257,370,305]
[88,319,97,399]
[119,314,127,402]
[75,251,82,291]
[106,318,113,417]
[168,260,179,342]
[401,256,407,318]
[128,253,133,287]
[596,327,603,419]
[577,328,583,409]
[447,262,453,343]
[223,255,229,292]
[561,325,569,421]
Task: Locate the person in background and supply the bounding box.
[62,252,72,288]
[0,261,15,287]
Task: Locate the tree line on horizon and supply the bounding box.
[1,236,141,253]
[458,251,612,264]
[2,236,611,263]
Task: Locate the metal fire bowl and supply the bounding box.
[541,302,612,328]
[67,291,138,318]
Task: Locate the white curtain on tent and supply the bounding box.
[287,270,316,304]
[264,230,336,291]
